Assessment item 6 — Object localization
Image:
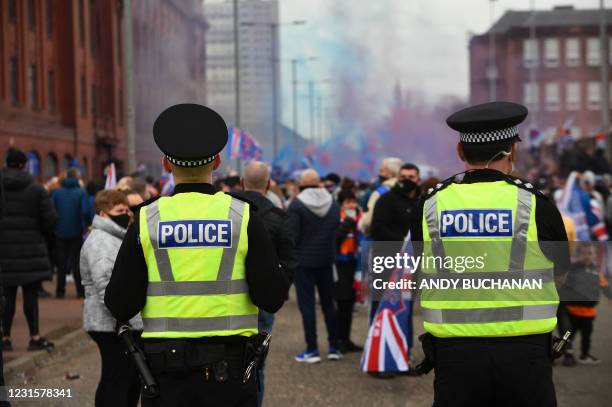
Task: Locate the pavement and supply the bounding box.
[3,289,612,406]
[3,280,83,363]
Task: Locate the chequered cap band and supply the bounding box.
[165,155,216,168]
[460,126,518,143]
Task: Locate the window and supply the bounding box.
[80,75,87,116]
[47,70,55,113]
[10,57,18,105]
[523,39,539,68]
[587,81,601,110]
[565,82,580,111]
[523,82,539,109]
[91,84,97,115]
[44,153,58,178]
[587,37,600,66]
[8,0,16,23]
[46,0,53,39]
[63,154,73,170]
[28,0,36,30]
[545,83,560,111]
[29,64,38,108]
[78,0,85,47]
[544,38,559,67]
[565,38,580,67]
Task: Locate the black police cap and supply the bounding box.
[153,104,228,167]
[446,101,528,144]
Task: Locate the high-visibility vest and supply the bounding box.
[420,180,559,338]
[139,192,258,339]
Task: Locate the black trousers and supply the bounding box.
[432,335,556,407]
[294,266,339,351]
[2,283,39,337]
[335,260,357,342]
[56,237,84,296]
[89,331,141,407]
[141,342,257,407]
[568,315,594,357]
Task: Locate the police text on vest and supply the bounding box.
[440,209,513,237]
[157,220,232,249]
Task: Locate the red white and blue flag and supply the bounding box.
[104,163,117,190]
[361,237,414,373]
[227,127,263,161]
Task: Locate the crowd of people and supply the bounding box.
[1,137,612,405]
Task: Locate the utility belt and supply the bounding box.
[143,333,270,384]
[415,332,567,375]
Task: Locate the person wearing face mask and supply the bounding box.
[408,102,569,407]
[80,190,143,407]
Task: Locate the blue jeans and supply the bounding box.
[257,311,275,407]
[295,266,339,352]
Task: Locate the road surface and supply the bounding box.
[7,293,612,406]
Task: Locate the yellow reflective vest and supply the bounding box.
[420,180,559,338]
[139,192,258,339]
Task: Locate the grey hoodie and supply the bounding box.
[81,215,143,332]
[296,187,333,217]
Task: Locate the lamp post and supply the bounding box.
[241,20,305,160]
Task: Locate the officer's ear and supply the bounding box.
[162,157,172,173]
[212,154,221,170]
[456,143,467,162]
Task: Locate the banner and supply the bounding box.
[104,163,117,190]
[227,127,263,161]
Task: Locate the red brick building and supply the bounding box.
[470,6,612,143]
[0,0,127,181]
[132,0,208,176]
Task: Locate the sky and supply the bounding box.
[277,0,607,135]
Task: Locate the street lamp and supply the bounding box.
[240,20,306,159]
[291,57,317,162]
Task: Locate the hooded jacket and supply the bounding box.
[80,215,143,332]
[288,187,340,268]
[52,176,89,239]
[0,168,57,286]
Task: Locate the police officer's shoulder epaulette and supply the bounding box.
[423,176,455,199]
[226,192,258,210]
[503,174,548,199]
[130,195,161,215]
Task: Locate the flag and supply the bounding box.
[361,236,414,373]
[528,128,543,148]
[104,163,117,190]
[227,127,263,161]
[555,172,592,241]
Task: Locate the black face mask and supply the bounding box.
[378,175,388,184]
[109,213,130,229]
[397,179,419,195]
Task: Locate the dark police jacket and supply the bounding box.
[105,183,289,341]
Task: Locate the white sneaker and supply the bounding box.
[577,354,601,365]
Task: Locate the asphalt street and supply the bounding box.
[7,293,612,407]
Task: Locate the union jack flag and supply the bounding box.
[361,238,414,373]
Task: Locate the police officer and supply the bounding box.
[105,104,289,407]
[409,102,569,407]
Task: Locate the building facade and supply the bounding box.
[0,0,127,181]
[132,0,208,176]
[470,6,612,142]
[205,0,279,161]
